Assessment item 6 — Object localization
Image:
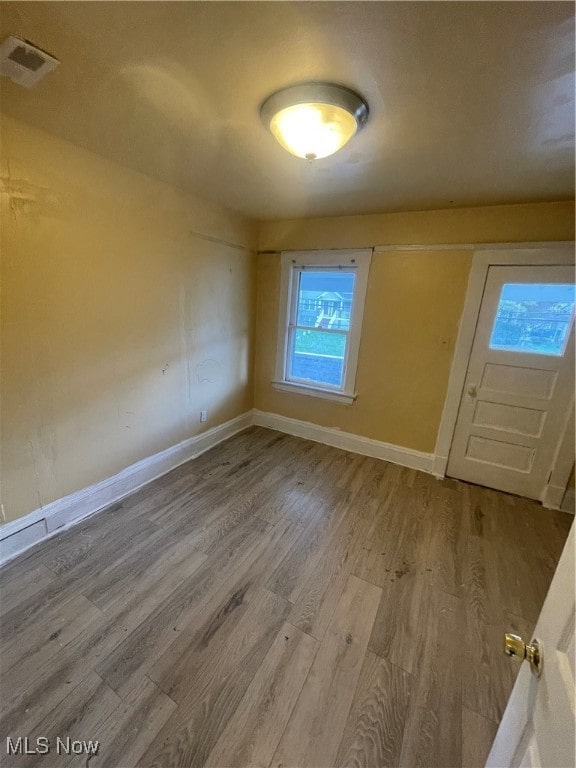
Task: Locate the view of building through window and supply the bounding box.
[288,270,355,387]
[489,283,575,356]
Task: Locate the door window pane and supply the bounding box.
[296,271,355,331]
[489,283,575,356]
[289,329,346,387]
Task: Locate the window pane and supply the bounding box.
[289,329,346,387]
[296,271,355,331]
[489,283,575,356]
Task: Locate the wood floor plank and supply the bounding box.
[257,480,330,527]
[137,587,291,768]
[353,484,430,590]
[2,671,121,768]
[335,651,413,768]
[96,515,271,697]
[425,484,464,596]
[204,621,318,768]
[40,519,161,587]
[1,592,102,682]
[148,518,302,702]
[270,574,381,768]
[193,428,285,481]
[337,456,395,502]
[398,588,463,768]
[217,447,294,494]
[461,706,498,768]
[0,575,79,644]
[367,572,430,675]
[460,533,533,723]
[36,511,159,575]
[101,467,206,524]
[0,428,570,768]
[0,548,207,737]
[307,447,365,495]
[0,563,57,617]
[190,492,272,554]
[223,465,308,526]
[144,476,233,528]
[288,505,374,640]
[78,524,203,611]
[84,526,208,615]
[271,440,339,498]
[265,498,350,602]
[67,677,176,768]
[462,533,502,627]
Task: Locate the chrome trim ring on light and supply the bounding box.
[260,82,369,132]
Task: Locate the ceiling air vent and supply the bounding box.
[0,36,59,88]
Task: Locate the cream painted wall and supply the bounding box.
[1,115,257,523]
[258,201,575,252]
[255,249,471,452]
[255,204,575,453]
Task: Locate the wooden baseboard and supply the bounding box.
[0,411,254,565]
[541,482,573,511]
[561,488,575,514]
[253,410,435,474]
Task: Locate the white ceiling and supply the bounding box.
[0,2,574,220]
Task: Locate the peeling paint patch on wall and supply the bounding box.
[196,358,221,383]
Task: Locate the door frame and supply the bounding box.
[434,242,575,508]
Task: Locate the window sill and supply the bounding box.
[272,380,356,404]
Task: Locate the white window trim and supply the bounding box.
[273,249,372,404]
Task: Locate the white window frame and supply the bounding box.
[273,249,372,404]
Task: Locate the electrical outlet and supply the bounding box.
[200,410,208,423]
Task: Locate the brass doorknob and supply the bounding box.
[504,633,543,678]
[467,384,478,398]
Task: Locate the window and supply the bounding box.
[489,283,576,356]
[273,250,372,403]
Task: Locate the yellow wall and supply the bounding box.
[255,204,574,453]
[258,201,575,251]
[1,115,257,523]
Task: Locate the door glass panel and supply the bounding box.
[489,283,575,356]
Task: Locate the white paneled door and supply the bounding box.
[486,522,575,768]
[447,265,575,499]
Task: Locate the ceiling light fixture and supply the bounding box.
[260,82,369,161]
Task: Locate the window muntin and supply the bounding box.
[489,283,576,357]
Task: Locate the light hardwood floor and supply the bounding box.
[0,427,572,768]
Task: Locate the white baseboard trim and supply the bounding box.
[431,454,448,479]
[561,488,575,514]
[253,409,435,474]
[541,482,573,512]
[0,411,254,566]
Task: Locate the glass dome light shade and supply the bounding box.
[261,83,369,160]
[269,102,358,160]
